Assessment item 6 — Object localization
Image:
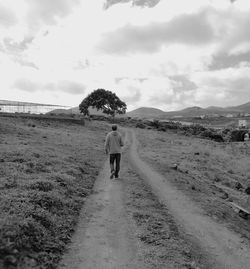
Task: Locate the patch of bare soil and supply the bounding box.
[135,128,250,244]
[0,115,109,269]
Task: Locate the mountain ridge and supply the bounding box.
[127,102,250,118]
[1,99,250,118]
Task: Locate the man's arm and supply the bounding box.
[104,134,110,154]
[120,134,124,147]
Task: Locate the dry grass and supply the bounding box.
[0,115,109,268]
[136,128,250,242]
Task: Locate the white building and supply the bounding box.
[0,100,69,114]
[238,119,250,128]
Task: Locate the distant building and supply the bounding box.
[172,115,183,118]
[226,114,234,118]
[0,100,69,114]
[206,114,220,118]
[238,119,250,128]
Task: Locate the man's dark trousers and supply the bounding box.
[110,153,121,177]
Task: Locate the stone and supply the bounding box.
[245,187,250,195]
[221,192,229,199]
[235,182,243,190]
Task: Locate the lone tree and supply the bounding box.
[79,89,127,117]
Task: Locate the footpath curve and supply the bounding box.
[128,128,250,269]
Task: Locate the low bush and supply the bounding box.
[136,122,146,129]
[158,127,166,132]
[29,180,54,192]
[230,130,248,142]
[200,129,224,142]
[162,122,180,129]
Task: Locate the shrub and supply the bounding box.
[151,120,160,129]
[29,192,63,213]
[230,130,248,142]
[29,181,54,192]
[136,122,146,129]
[158,127,166,132]
[200,129,224,142]
[189,124,206,135]
[162,122,179,129]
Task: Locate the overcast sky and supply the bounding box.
[0,0,250,111]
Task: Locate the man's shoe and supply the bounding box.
[110,171,115,179]
[115,174,119,179]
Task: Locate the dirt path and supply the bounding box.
[59,127,250,269]
[59,158,144,269]
[128,129,250,269]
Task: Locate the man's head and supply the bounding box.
[112,124,117,131]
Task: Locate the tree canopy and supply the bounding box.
[79,89,127,117]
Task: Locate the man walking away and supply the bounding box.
[105,124,124,179]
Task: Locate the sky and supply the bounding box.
[0,0,250,111]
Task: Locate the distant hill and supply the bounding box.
[50,106,166,118]
[36,102,250,119]
[48,106,106,116]
[228,102,250,113]
[126,107,165,118]
[127,101,250,119]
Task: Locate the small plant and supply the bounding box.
[29,181,54,192]
[136,122,146,129]
[158,127,166,132]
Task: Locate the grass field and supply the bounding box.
[1,113,250,268]
[136,128,250,242]
[0,115,109,268]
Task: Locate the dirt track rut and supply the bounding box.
[128,129,250,269]
[59,128,250,269]
[59,160,143,269]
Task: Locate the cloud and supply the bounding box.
[16,59,39,70]
[0,4,18,27]
[209,51,250,70]
[121,87,141,103]
[25,0,79,27]
[58,81,86,94]
[149,91,175,106]
[73,59,90,70]
[0,36,38,70]
[2,36,34,54]
[113,77,143,104]
[147,76,198,108]
[209,8,250,56]
[13,79,38,93]
[115,76,147,83]
[203,8,250,70]
[104,0,161,9]
[98,11,215,54]
[191,66,250,107]
[202,74,250,94]
[169,75,198,92]
[13,79,86,95]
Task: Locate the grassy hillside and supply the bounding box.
[127,101,250,119]
[126,107,165,118]
[0,115,109,268]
